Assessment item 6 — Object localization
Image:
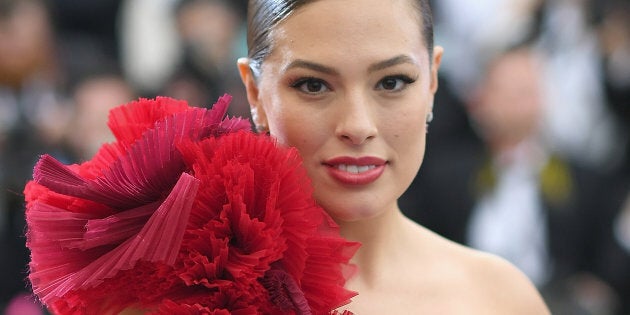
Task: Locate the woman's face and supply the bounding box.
[469,49,542,149]
[239,0,442,222]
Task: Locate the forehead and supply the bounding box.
[266,0,427,66]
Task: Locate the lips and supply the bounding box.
[323,156,386,185]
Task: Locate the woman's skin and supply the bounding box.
[238,0,550,313]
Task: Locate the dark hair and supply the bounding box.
[246,0,434,75]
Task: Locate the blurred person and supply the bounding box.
[435,0,621,170]
[538,0,622,170]
[49,0,123,65]
[0,0,71,144]
[465,45,621,314]
[119,0,249,116]
[597,0,630,170]
[587,2,630,310]
[0,0,72,311]
[162,0,249,117]
[400,45,624,314]
[433,0,544,97]
[467,46,552,287]
[595,2,630,311]
[64,74,136,162]
[119,0,184,95]
[598,0,630,113]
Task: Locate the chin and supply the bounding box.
[317,198,388,224]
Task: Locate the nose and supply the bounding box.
[334,92,378,145]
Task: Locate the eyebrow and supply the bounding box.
[283,54,418,75]
[284,60,339,75]
[368,55,418,73]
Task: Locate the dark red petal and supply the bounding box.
[31,173,199,304]
[107,96,190,149]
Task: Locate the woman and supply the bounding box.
[237,0,550,313]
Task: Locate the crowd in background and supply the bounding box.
[0,0,628,314]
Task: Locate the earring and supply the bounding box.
[250,107,259,123]
[251,107,269,134]
[256,123,269,134]
[426,111,434,132]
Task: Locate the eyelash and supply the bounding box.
[290,77,330,95]
[375,75,417,92]
[289,74,418,95]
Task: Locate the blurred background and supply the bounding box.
[0,0,627,314]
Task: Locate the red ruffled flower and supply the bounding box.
[24,96,359,314]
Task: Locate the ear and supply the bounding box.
[237,58,268,130]
[237,58,259,104]
[430,46,444,95]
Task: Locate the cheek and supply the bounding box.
[266,104,319,154]
[261,89,329,154]
[383,115,426,202]
[386,107,427,164]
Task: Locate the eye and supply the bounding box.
[376,75,416,92]
[291,77,330,94]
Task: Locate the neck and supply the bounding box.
[489,137,521,156]
[337,205,410,287]
[491,138,546,168]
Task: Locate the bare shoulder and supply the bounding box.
[465,249,550,314]
[346,219,550,314]
[409,223,550,314]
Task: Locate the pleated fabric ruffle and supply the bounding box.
[24,95,358,315]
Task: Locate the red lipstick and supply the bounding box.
[323,156,386,185]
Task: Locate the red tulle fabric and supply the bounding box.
[24,95,359,315]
